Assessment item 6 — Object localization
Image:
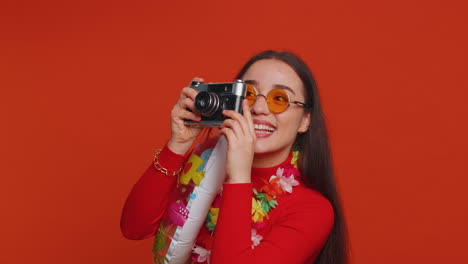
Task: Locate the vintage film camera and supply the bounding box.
[184,80,247,127]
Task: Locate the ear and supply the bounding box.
[298,112,311,133]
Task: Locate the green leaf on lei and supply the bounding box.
[205,210,216,231]
[261,199,271,212]
[253,188,259,195]
[254,186,279,213]
[269,199,278,209]
[206,222,216,231]
[254,189,267,201]
[153,223,166,252]
[153,223,169,264]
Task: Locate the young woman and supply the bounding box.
[121,50,348,264]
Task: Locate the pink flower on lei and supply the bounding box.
[193,246,211,263]
[251,228,263,249]
[269,168,299,193]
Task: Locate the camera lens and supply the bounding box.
[194,91,221,116]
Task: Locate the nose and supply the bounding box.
[250,94,270,115]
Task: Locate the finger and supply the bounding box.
[177,109,201,122]
[191,77,205,83]
[223,110,250,136]
[179,97,198,112]
[172,104,201,122]
[220,127,236,144]
[181,87,199,100]
[222,118,243,139]
[242,99,255,135]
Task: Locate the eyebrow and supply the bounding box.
[243,80,296,95]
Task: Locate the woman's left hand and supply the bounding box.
[220,99,256,183]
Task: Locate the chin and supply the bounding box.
[254,142,283,156]
[254,136,295,156]
[254,138,273,153]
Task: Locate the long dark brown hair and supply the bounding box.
[235,50,349,264]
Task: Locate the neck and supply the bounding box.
[252,147,292,168]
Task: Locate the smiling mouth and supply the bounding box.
[254,124,275,134]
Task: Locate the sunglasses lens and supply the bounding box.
[267,89,289,113]
[245,85,290,114]
[245,84,257,107]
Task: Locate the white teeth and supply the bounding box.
[254,124,275,132]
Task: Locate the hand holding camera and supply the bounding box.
[167,77,204,156]
[185,79,255,183]
[220,99,256,184]
[169,78,252,161]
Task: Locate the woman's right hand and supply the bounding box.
[167,77,204,155]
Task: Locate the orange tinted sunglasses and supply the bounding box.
[245,84,310,114]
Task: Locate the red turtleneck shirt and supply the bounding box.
[120,144,334,264]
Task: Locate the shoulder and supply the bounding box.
[295,185,334,212]
[275,184,335,233]
[262,184,335,257]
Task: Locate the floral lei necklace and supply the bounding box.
[154,151,301,264]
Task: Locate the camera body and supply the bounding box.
[185,79,247,127]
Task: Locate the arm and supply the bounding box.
[120,144,186,240]
[211,185,334,264]
[121,77,203,240]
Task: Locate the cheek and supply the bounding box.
[277,114,303,136]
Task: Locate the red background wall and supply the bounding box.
[1,0,467,263]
